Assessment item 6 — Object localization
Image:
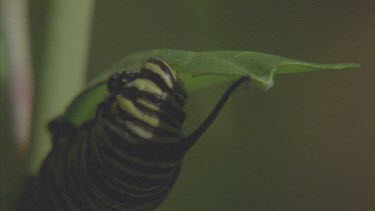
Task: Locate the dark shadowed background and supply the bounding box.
[26,0,375,210]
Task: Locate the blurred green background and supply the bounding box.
[2,0,374,210]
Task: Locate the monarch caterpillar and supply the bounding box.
[21,58,249,210]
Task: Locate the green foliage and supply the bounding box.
[4,0,367,209]
[113,49,358,91]
[61,49,358,130]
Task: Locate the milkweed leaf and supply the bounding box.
[61,49,358,127]
[111,49,358,91]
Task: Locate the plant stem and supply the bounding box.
[1,0,33,209]
[27,0,95,174]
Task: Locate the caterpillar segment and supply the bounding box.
[22,58,249,210]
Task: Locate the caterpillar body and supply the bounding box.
[22,58,249,210]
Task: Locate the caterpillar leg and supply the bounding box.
[183,76,251,150]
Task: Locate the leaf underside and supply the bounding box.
[62,49,359,127]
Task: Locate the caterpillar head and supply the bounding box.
[101,59,187,145]
[107,70,139,95]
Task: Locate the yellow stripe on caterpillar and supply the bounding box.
[116,96,159,127]
[136,99,160,111]
[125,78,165,96]
[144,62,174,89]
[155,59,177,81]
[125,121,153,140]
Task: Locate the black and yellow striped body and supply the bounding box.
[32,59,188,210]
[22,58,250,210]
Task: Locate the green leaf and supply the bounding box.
[61,49,359,128]
[110,49,359,91]
[62,81,107,126]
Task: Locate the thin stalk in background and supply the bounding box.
[2,0,33,159]
[28,0,95,174]
[1,0,33,209]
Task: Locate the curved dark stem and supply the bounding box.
[182,76,251,151]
